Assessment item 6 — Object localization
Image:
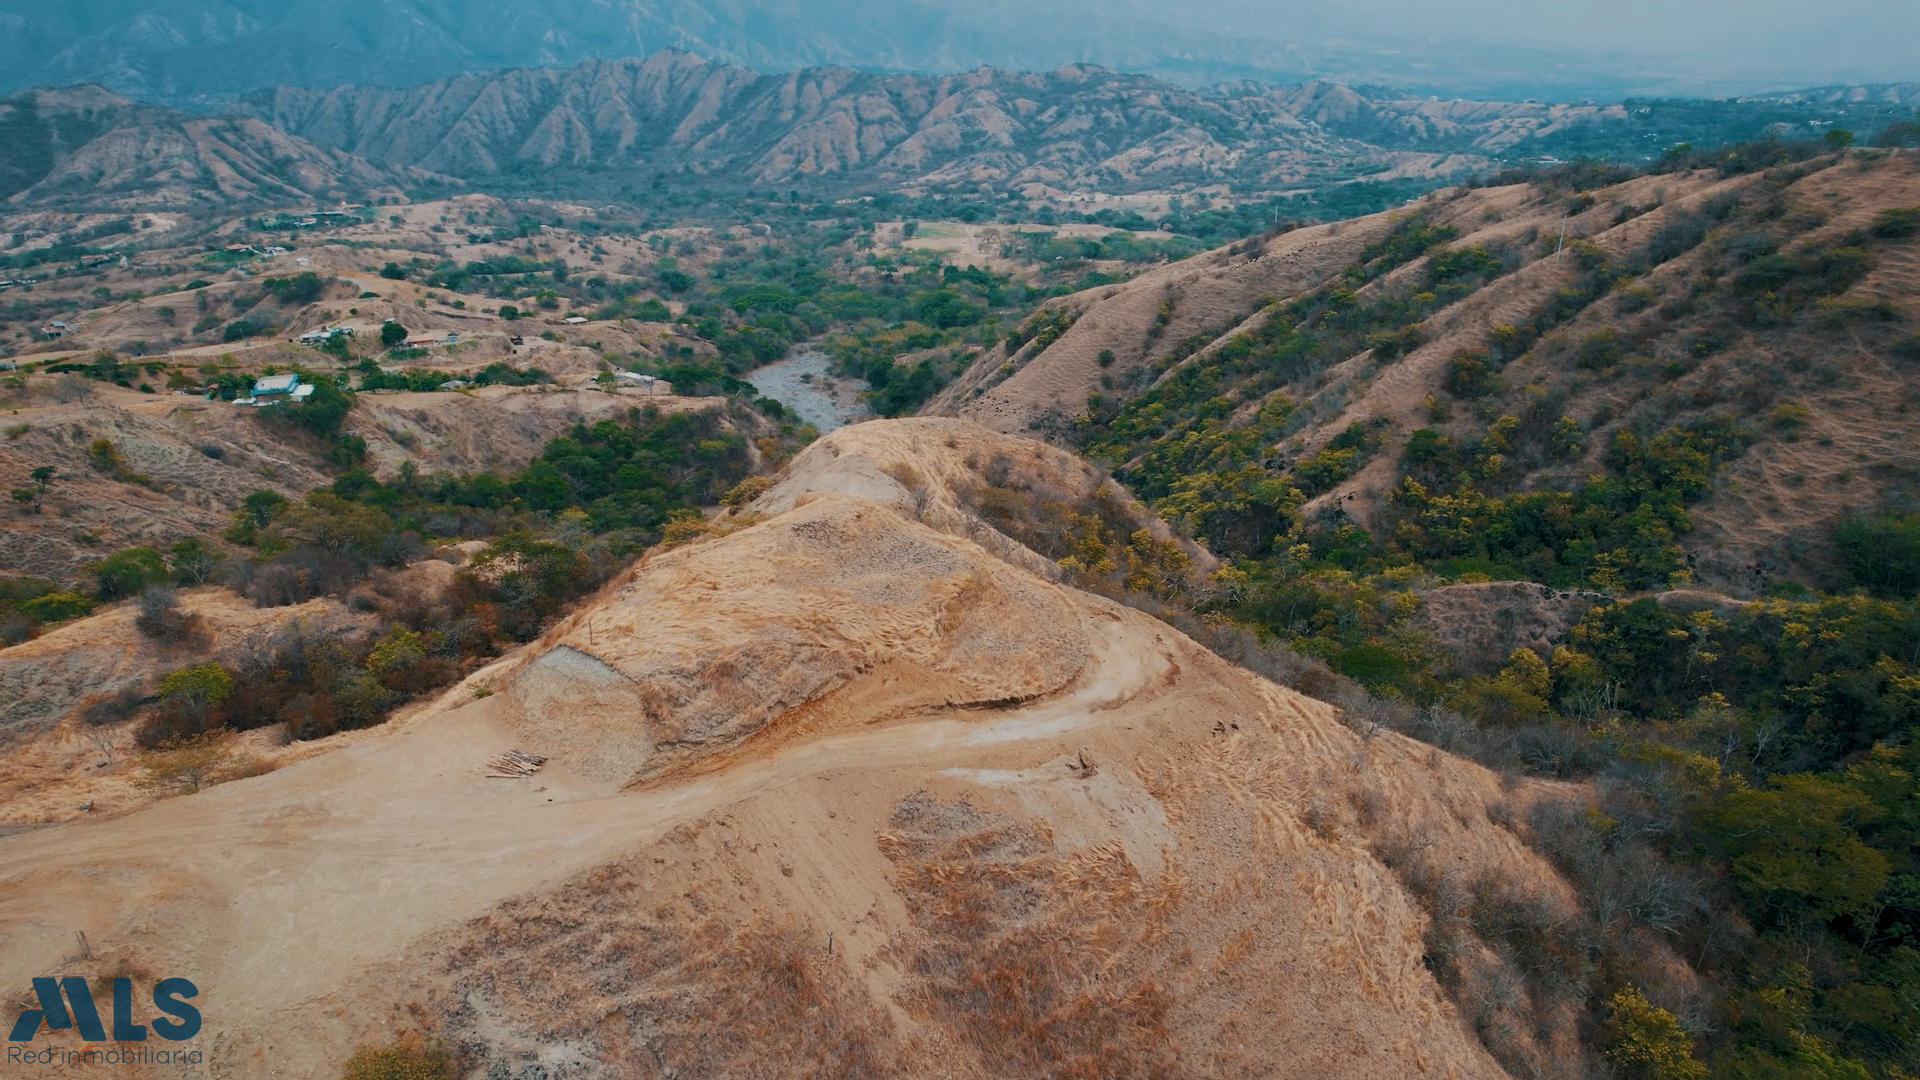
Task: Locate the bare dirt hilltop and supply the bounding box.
[0,418,1583,1078]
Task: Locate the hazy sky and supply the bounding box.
[1204,0,1920,86]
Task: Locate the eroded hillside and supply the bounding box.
[0,419,1599,1078]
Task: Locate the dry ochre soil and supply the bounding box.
[0,418,1601,1079]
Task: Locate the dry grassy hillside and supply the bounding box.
[0,377,724,580]
[935,146,1920,594]
[0,419,1615,1079]
[924,210,1400,430]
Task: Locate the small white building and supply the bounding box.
[298,326,351,346]
[615,371,667,395]
[252,373,301,397]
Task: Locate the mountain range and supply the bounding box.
[234,52,1568,194]
[5,51,1919,214]
[4,53,1633,211]
[5,0,1918,108]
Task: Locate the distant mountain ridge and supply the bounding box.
[0,86,428,211]
[6,53,1916,214]
[236,52,1642,194]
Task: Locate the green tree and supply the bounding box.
[1707,774,1890,923]
[1605,986,1705,1080]
[92,547,167,601]
[20,592,93,623]
[1835,511,1920,597]
[225,489,291,545]
[268,492,394,558]
[460,530,589,640]
[1721,966,1874,1080]
[279,373,354,440]
[157,662,234,730]
[168,537,222,586]
[380,320,408,348]
[10,465,56,512]
[266,272,324,305]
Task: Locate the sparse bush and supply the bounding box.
[137,730,233,793]
[1871,206,1920,239]
[78,688,145,728]
[231,546,365,607]
[134,585,203,644]
[339,1037,456,1080]
[51,374,94,402]
[87,438,149,485]
[141,663,234,744]
[721,474,772,506]
[1769,402,1810,434]
[1576,328,1622,369]
[19,590,93,624]
[1442,349,1500,398]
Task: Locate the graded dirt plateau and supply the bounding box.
[0,419,1578,1079]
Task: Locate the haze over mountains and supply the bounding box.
[3,0,1916,108]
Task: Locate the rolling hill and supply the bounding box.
[930,144,1920,597]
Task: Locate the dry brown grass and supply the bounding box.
[878,793,1183,1080]
[438,860,905,1079]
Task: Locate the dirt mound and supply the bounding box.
[0,416,1579,1078]
[502,491,1089,784]
[751,416,1204,580]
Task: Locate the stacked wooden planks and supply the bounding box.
[485,750,548,778]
